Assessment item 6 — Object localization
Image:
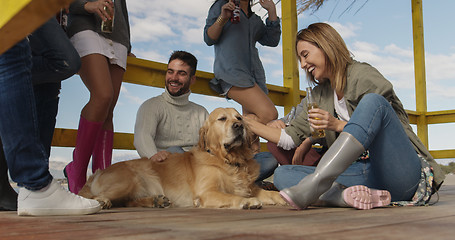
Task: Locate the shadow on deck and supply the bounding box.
[1,175,455,240]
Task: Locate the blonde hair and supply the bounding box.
[296,23,352,92]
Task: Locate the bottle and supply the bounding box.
[56,9,68,32]
[231,0,240,24]
[306,87,326,139]
[284,107,296,126]
[101,0,115,33]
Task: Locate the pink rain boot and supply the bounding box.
[64,116,102,194]
[92,129,113,173]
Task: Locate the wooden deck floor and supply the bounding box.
[1,175,455,240]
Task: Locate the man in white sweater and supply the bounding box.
[134,51,209,162]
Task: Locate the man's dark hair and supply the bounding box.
[168,51,198,76]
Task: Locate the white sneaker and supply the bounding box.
[17,179,101,216]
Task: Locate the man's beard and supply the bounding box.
[166,80,190,97]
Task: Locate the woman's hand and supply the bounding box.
[266,119,286,129]
[220,0,236,20]
[308,108,347,132]
[259,0,277,21]
[291,138,312,165]
[84,0,114,21]
[244,115,281,143]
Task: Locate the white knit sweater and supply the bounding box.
[134,89,209,158]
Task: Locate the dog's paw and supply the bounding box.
[256,189,288,206]
[153,195,171,208]
[240,197,262,210]
[95,197,112,209]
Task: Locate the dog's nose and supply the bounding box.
[233,122,243,131]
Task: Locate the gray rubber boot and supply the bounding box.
[280,132,365,210]
[313,183,392,210]
[313,182,348,207]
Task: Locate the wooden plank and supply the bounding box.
[1,183,454,239]
[0,0,73,55]
[123,57,306,108]
[430,149,455,159]
[426,110,455,124]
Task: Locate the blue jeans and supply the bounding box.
[33,83,61,157]
[166,146,185,154]
[274,93,422,201]
[0,39,53,190]
[254,152,278,182]
[29,18,80,85]
[29,18,79,155]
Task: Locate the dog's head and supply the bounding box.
[198,108,254,160]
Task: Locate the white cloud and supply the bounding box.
[120,85,146,105]
[348,39,455,103]
[183,27,205,44]
[128,0,211,43]
[326,21,359,39]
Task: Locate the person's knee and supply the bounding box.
[362,93,388,105]
[93,90,114,108]
[257,106,278,124]
[272,166,289,190]
[255,152,278,170]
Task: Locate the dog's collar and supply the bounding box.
[206,149,242,168]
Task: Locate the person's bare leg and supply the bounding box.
[92,63,125,172]
[227,84,278,153]
[227,84,277,124]
[79,54,114,122]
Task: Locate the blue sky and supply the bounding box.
[51,0,455,167]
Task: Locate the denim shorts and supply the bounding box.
[70,30,128,70]
[209,78,269,100]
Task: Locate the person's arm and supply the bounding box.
[256,1,281,47]
[259,0,277,21]
[244,116,281,143]
[134,101,159,158]
[205,0,234,43]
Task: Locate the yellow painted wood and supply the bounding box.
[430,150,455,160]
[0,0,73,54]
[406,110,418,124]
[124,57,305,107]
[52,128,135,150]
[411,0,429,147]
[426,110,455,124]
[281,0,301,114]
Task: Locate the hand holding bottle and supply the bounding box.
[84,0,114,21]
[306,87,325,139]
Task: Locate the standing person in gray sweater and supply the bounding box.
[134,51,209,162]
[64,0,133,194]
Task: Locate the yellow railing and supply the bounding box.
[1,0,454,160]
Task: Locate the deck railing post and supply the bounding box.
[281,0,301,113]
[411,0,429,147]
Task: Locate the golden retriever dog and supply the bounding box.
[79,108,287,209]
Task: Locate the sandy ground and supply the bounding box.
[443,173,455,185]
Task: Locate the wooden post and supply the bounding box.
[411,0,429,147]
[281,0,301,114]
